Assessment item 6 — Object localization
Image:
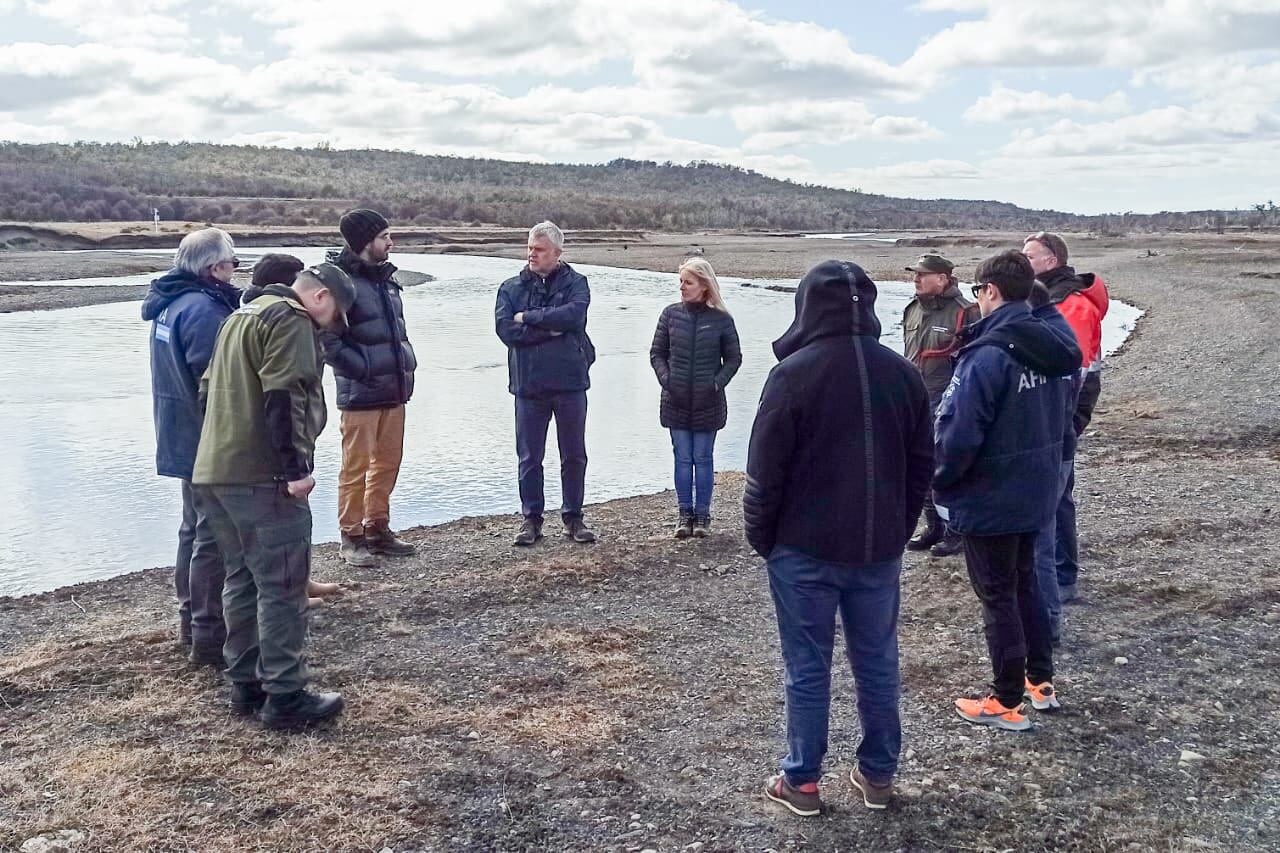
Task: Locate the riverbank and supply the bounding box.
[2,232,1279,850]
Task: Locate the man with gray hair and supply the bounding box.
[495,221,597,546]
[142,227,241,665]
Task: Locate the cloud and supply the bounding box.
[25,0,190,48]
[964,86,1130,122]
[732,100,938,151]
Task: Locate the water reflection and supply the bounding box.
[0,252,1137,597]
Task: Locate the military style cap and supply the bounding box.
[905,254,955,274]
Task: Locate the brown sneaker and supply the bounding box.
[849,767,893,810]
[763,773,822,817]
[364,522,416,556]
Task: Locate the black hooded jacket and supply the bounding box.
[649,301,742,431]
[320,248,417,410]
[743,261,934,564]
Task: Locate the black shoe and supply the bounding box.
[564,517,597,544]
[930,530,964,558]
[364,522,416,557]
[189,642,225,668]
[339,534,379,568]
[230,681,267,716]
[692,513,711,538]
[514,518,543,547]
[907,509,945,551]
[259,689,345,731]
[674,510,695,539]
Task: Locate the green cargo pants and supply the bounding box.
[195,483,313,694]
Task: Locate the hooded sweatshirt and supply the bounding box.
[743,260,934,564]
[141,269,241,479]
[932,300,1082,535]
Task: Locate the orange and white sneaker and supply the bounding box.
[954,695,1031,731]
[1024,678,1061,711]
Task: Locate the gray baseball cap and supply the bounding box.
[302,262,357,320]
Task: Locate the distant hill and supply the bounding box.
[0,141,1265,233]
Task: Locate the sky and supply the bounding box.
[2,0,1279,215]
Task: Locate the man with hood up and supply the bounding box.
[745,260,934,815]
[934,251,1081,733]
[143,227,241,666]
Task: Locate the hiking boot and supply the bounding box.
[230,681,267,716]
[1024,678,1062,711]
[930,529,964,558]
[564,517,597,544]
[907,509,945,551]
[339,534,379,568]
[514,518,543,547]
[188,642,225,669]
[763,773,822,817]
[849,766,893,810]
[674,510,695,540]
[692,513,711,538]
[259,689,345,731]
[179,619,192,647]
[364,522,416,557]
[954,695,1031,731]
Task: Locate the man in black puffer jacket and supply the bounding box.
[321,209,418,567]
[746,260,933,815]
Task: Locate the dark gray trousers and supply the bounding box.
[176,479,226,646]
[195,483,312,694]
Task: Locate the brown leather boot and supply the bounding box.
[363,522,416,557]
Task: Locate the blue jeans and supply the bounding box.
[1034,459,1074,635]
[515,391,588,523]
[669,429,716,514]
[1056,459,1079,591]
[767,546,902,787]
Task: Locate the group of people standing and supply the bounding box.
[143,212,1111,815]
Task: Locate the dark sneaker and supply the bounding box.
[692,513,711,538]
[188,642,225,669]
[674,510,695,540]
[565,517,597,544]
[230,682,267,716]
[849,766,893,810]
[364,522,416,557]
[1024,678,1062,711]
[907,514,945,551]
[954,695,1031,731]
[514,518,543,547]
[339,534,379,568]
[764,773,822,817]
[930,530,964,558]
[259,689,345,731]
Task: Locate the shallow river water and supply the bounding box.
[0,250,1139,597]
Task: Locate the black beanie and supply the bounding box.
[340,209,390,254]
[251,253,306,287]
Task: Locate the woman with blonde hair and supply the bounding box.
[649,258,743,537]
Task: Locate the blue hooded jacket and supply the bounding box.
[932,299,1081,535]
[141,269,241,479]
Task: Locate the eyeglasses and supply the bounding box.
[970,283,991,299]
[217,257,240,268]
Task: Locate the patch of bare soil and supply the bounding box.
[2,233,1279,850]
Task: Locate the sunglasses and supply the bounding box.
[970,282,991,299]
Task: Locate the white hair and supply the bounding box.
[174,228,236,277]
[528,220,564,250]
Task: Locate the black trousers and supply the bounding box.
[962,532,1054,708]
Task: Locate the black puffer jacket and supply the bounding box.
[649,301,742,431]
[321,248,417,410]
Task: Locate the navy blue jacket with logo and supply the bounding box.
[932,300,1082,535]
[743,260,934,565]
[141,269,241,480]
[495,262,595,398]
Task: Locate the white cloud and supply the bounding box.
[25,0,190,47]
[732,101,938,151]
[964,86,1130,122]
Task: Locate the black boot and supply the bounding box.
[564,517,597,544]
[189,642,225,669]
[692,513,712,538]
[930,528,964,557]
[339,534,379,568]
[514,518,543,546]
[230,681,267,716]
[364,522,416,557]
[674,510,695,539]
[907,507,945,551]
[259,689,345,731]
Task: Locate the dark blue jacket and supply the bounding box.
[321,248,417,410]
[744,261,934,565]
[932,300,1081,535]
[495,263,595,398]
[141,269,241,480]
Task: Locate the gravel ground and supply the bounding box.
[1,231,1278,851]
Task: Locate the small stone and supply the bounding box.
[1115,656,1130,665]
[630,813,642,821]
[21,831,87,853]
[679,765,699,779]
[464,730,481,741]
[686,844,705,852]
[1179,750,1206,764]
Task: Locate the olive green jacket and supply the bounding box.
[192,285,328,485]
[902,283,981,405]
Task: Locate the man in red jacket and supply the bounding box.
[1023,233,1109,607]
